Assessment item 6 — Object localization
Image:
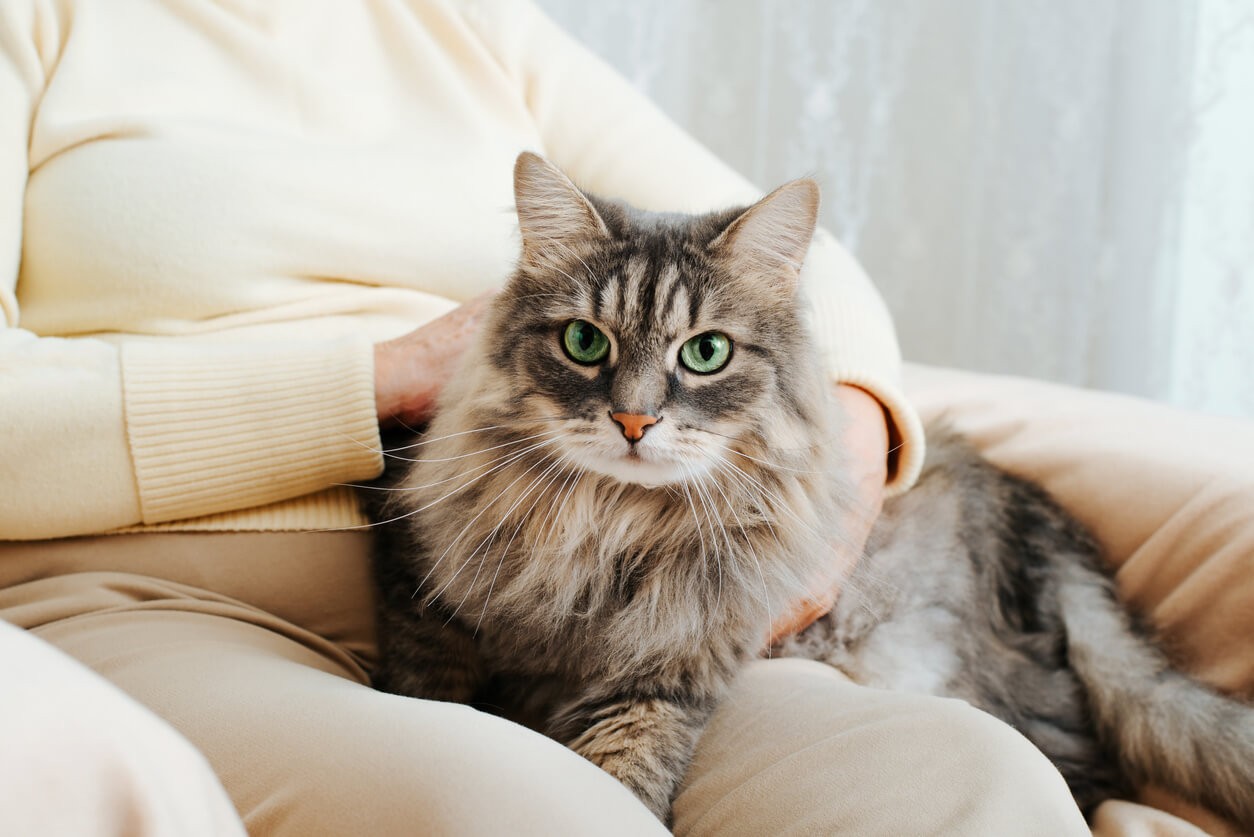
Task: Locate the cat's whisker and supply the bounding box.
[335,419,569,468]
[687,465,771,636]
[474,455,573,635]
[688,468,729,624]
[536,465,582,553]
[341,432,568,508]
[695,466,774,636]
[715,461,790,580]
[715,458,896,622]
[341,430,570,496]
[675,470,709,575]
[677,465,719,616]
[402,427,568,464]
[455,451,568,607]
[382,417,569,453]
[723,447,822,476]
[717,460,816,538]
[417,440,563,602]
[370,438,562,573]
[714,459,839,609]
[685,464,726,566]
[337,431,407,460]
[698,426,844,458]
[720,458,860,557]
[310,456,532,533]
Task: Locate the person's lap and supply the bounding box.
[678,657,1087,836]
[3,571,665,835]
[0,617,244,837]
[0,539,1088,836]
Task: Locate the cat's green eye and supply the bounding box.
[562,320,610,365]
[679,332,732,374]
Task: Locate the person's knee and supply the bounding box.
[240,692,667,836]
[0,623,243,836]
[897,697,1089,832]
[676,659,1088,836]
[28,612,662,837]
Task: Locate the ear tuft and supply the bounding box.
[513,152,609,271]
[709,179,820,291]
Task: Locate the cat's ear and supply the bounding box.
[709,179,820,293]
[513,152,609,272]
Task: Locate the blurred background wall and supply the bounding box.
[535,0,1254,418]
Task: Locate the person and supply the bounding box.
[0,0,1090,833]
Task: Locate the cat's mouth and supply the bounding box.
[609,457,689,488]
[561,438,702,488]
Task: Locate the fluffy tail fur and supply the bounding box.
[1059,562,1254,830]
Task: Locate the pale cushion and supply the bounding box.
[903,364,1254,837]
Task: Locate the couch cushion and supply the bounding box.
[903,364,1254,836]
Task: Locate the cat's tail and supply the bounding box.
[1058,562,1254,831]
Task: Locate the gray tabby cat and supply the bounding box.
[369,152,1254,828]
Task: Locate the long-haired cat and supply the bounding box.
[368,152,1254,828]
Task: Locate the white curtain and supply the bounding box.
[535,0,1254,418]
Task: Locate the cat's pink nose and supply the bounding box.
[610,412,659,443]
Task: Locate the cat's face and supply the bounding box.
[506,263,779,487]
[477,153,825,488]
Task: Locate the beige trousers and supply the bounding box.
[0,532,1091,836]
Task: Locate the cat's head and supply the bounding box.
[467,152,829,488]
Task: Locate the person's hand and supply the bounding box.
[373,290,499,430]
[767,384,890,647]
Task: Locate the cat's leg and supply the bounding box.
[550,685,716,823]
[372,598,484,704]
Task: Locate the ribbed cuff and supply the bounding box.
[803,231,926,496]
[120,336,383,524]
[830,372,926,498]
[109,486,369,533]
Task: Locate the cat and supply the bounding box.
[367,151,1254,828]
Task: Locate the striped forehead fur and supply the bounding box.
[511,197,802,357]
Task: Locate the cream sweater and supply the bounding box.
[0,0,924,540]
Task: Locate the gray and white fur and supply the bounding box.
[369,152,1254,828]
[780,429,1254,824]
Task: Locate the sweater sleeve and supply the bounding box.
[0,4,382,540]
[459,0,924,492]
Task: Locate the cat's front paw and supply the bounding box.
[562,695,707,823]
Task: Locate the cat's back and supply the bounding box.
[785,425,1125,807]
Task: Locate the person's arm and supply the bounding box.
[0,3,381,540]
[457,0,924,495]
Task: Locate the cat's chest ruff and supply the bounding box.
[475,495,760,648]
[415,455,813,670]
